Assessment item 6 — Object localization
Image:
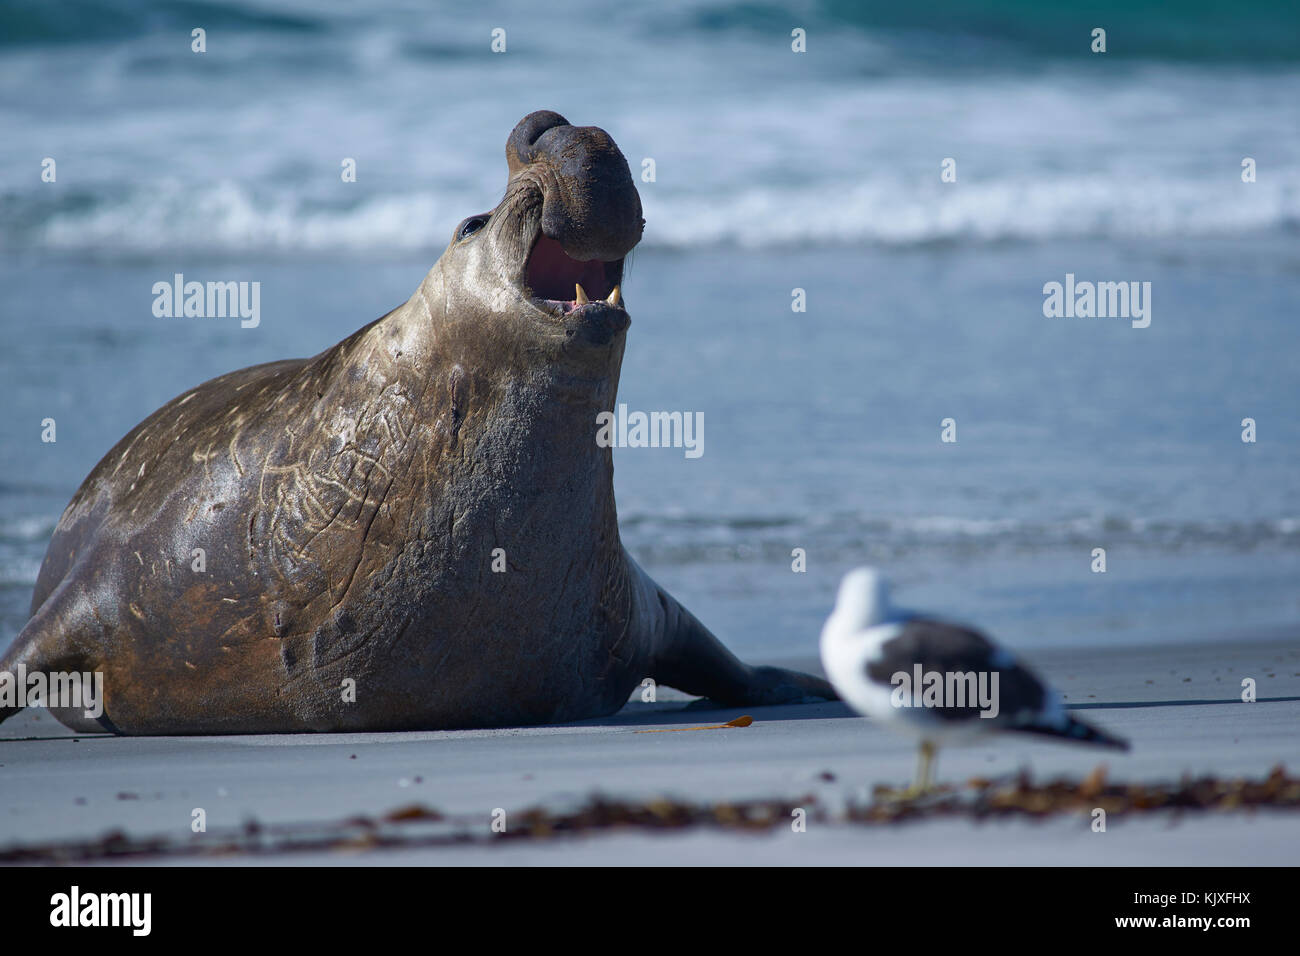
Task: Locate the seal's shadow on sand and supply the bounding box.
[573,699,858,727]
[0,699,857,741]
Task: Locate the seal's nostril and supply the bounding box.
[508,110,571,167]
[522,110,569,144]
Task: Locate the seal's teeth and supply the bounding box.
[606,285,621,307]
[575,283,589,305]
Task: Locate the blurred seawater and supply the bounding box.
[0,1,1296,658]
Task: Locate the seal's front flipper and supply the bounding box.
[0,580,98,733]
[631,557,837,707]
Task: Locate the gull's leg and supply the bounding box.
[882,740,939,802]
[887,740,937,800]
[918,740,936,792]
[903,739,937,797]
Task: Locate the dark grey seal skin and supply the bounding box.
[0,111,834,735]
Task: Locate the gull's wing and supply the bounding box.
[867,617,1129,748]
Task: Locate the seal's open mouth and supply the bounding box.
[525,234,625,316]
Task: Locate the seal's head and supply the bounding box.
[436,110,643,352]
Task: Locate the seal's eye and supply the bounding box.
[458,215,488,240]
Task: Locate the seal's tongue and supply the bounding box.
[507,110,644,265]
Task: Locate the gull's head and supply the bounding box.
[831,566,891,630]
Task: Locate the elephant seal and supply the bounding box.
[0,111,833,735]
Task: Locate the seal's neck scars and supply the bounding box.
[359,268,624,573]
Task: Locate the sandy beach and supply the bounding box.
[3,637,1296,865]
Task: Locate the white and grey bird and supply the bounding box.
[820,567,1129,794]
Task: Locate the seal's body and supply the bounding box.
[0,112,832,734]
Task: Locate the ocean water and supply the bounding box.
[1,1,1297,661]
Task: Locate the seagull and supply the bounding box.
[820,567,1129,794]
